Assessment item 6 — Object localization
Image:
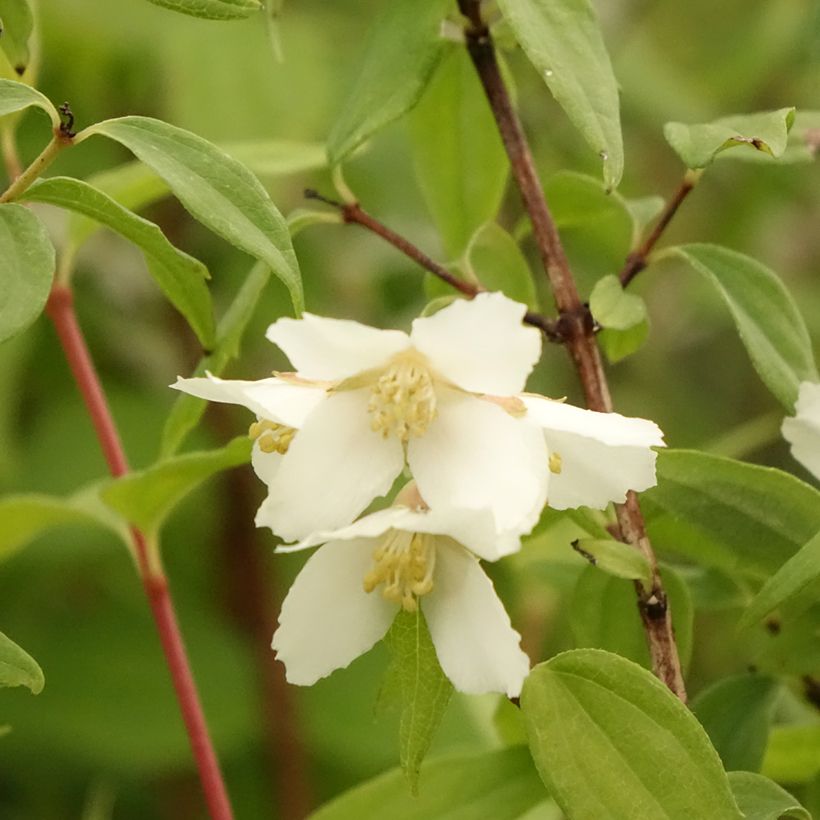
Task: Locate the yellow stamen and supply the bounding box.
[248,419,296,454]
[549,452,563,474]
[367,353,437,441]
[363,530,436,611]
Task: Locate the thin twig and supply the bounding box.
[458,0,687,701]
[46,285,235,820]
[304,189,562,341]
[619,171,700,288]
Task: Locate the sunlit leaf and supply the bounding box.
[326,0,452,166]
[643,450,820,577]
[521,649,742,819]
[599,319,650,364]
[311,747,547,820]
[665,244,817,410]
[762,724,820,785]
[590,275,647,331]
[664,108,795,169]
[692,675,780,772]
[497,0,623,188]
[0,78,59,126]
[101,437,252,536]
[79,116,303,313]
[160,261,272,457]
[382,608,453,792]
[143,0,261,21]
[0,632,42,694]
[410,47,508,257]
[0,203,54,343]
[0,0,34,76]
[22,176,215,347]
[728,772,810,820]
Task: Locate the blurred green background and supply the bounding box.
[1,0,819,817]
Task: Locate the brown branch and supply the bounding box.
[619,171,700,288]
[305,189,563,341]
[458,0,687,701]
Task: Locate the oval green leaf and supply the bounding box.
[663,108,795,169]
[590,274,647,331]
[410,47,509,258]
[0,632,43,694]
[79,116,303,314]
[0,0,34,76]
[0,78,59,126]
[497,0,623,189]
[311,747,547,820]
[761,725,820,785]
[643,450,820,577]
[521,649,743,820]
[326,0,452,166]
[143,0,261,21]
[691,675,780,772]
[466,222,536,308]
[101,437,252,536]
[572,537,652,583]
[0,203,54,343]
[666,244,818,410]
[728,772,810,820]
[22,176,215,347]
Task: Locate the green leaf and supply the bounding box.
[762,724,820,785]
[286,207,342,238]
[521,649,742,819]
[383,609,453,792]
[643,450,820,577]
[143,0,261,21]
[223,139,326,177]
[569,564,693,672]
[465,222,536,308]
[590,274,647,330]
[311,747,547,820]
[728,772,810,820]
[778,111,820,163]
[691,675,781,772]
[599,319,650,364]
[101,437,252,536]
[497,0,623,189]
[663,108,795,169]
[0,631,43,694]
[624,195,665,247]
[664,244,817,410]
[22,177,216,348]
[741,529,820,628]
[409,47,509,257]
[0,489,127,562]
[160,260,272,457]
[79,116,303,314]
[0,0,34,76]
[0,78,59,126]
[0,203,54,343]
[326,0,452,166]
[572,537,652,583]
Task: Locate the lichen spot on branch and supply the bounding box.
[249,419,296,454]
[363,530,436,612]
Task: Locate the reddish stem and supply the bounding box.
[45,285,234,820]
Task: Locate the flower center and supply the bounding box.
[248,419,296,454]
[363,530,436,612]
[367,354,437,441]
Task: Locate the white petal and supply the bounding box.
[256,388,404,541]
[266,313,410,381]
[408,390,549,535]
[782,381,820,480]
[272,539,395,685]
[410,292,541,395]
[251,441,282,486]
[171,372,326,427]
[280,503,520,562]
[423,541,530,697]
[522,396,663,510]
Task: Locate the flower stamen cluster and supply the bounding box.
[363,529,436,611]
[367,353,437,441]
[249,419,296,454]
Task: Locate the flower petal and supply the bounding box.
[410,293,541,395]
[251,441,282,486]
[423,541,530,697]
[266,313,410,381]
[522,396,664,509]
[171,372,326,427]
[272,539,395,685]
[408,390,549,535]
[782,381,820,480]
[256,388,405,541]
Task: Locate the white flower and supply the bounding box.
[782,381,820,480]
[271,484,530,697]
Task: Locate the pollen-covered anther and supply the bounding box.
[363,530,436,612]
[549,451,563,475]
[367,355,437,441]
[248,419,296,454]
